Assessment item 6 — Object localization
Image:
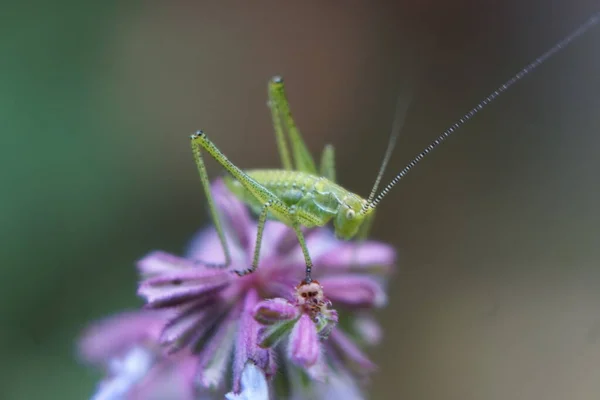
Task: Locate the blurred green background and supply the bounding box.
[2,1,600,399]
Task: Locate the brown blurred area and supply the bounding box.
[3,1,600,399]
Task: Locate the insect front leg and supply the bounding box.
[355,209,376,241]
[191,131,284,275]
[236,200,272,276]
[190,133,232,269]
[288,206,315,284]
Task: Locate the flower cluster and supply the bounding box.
[79,179,396,399]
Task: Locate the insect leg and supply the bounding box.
[268,76,318,174]
[191,130,285,274]
[236,200,272,276]
[190,132,232,268]
[191,131,275,203]
[319,144,336,183]
[348,210,377,269]
[288,206,314,283]
[355,209,376,241]
[268,81,293,170]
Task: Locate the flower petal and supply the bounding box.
[185,179,255,262]
[213,178,254,249]
[353,315,382,346]
[304,351,328,382]
[138,251,199,277]
[234,290,274,393]
[254,298,300,325]
[225,361,270,400]
[246,221,293,263]
[281,230,337,269]
[329,329,376,373]
[314,241,396,273]
[288,314,320,368]
[186,228,248,267]
[319,274,387,308]
[131,355,200,400]
[313,367,365,400]
[196,305,240,389]
[90,346,155,400]
[159,298,223,353]
[79,311,165,363]
[138,268,230,308]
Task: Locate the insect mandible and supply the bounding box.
[190,13,599,284]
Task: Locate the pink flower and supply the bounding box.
[80,179,396,399]
[79,311,204,400]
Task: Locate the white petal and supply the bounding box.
[225,362,270,400]
[91,346,154,400]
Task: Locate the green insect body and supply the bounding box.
[189,14,599,284]
[224,169,369,237]
[190,78,374,283]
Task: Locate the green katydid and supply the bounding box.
[190,13,599,283]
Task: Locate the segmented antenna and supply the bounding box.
[362,93,412,214]
[367,12,599,210]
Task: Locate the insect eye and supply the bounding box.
[346,209,355,220]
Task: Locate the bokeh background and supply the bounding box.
[2,1,600,399]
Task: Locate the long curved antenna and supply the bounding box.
[368,12,600,210]
[362,93,412,214]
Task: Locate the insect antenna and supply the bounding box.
[366,12,600,210]
[362,92,412,214]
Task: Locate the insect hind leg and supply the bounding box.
[319,144,336,182]
[268,78,293,171]
[268,76,318,174]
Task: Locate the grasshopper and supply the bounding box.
[190,13,599,283]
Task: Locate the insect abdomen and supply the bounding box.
[249,170,317,201]
[224,169,347,226]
